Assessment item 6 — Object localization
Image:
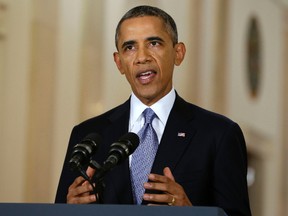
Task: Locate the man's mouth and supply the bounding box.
[137,70,157,81]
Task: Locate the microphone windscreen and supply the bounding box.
[69,132,102,171]
[118,132,139,153]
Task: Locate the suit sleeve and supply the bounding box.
[213,122,251,216]
[55,126,81,203]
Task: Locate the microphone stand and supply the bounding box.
[75,159,106,204]
[88,158,118,203]
[89,159,106,204]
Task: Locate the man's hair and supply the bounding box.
[115,5,178,49]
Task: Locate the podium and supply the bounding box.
[0,203,227,216]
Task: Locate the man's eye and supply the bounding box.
[150,41,159,46]
[125,45,134,51]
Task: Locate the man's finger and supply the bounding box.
[163,167,175,181]
[70,176,86,188]
[86,166,96,178]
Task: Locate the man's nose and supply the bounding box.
[135,47,152,64]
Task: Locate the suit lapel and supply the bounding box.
[151,96,197,175]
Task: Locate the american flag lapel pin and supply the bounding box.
[177,132,186,137]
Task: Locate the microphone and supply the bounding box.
[69,133,102,171]
[94,132,139,180]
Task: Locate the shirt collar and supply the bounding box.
[130,88,176,126]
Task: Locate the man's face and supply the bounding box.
[114,16,185,106]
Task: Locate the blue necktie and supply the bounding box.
[131,108,159,204]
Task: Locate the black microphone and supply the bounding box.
[69,133,102,171]
[95,132,139,180]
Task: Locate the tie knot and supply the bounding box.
[143,108,156,124]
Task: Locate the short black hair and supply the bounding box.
[115,5,178,49]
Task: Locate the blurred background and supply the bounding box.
[0,0,287,215]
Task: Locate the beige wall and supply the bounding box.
[0,0,32,202]
[282,6,288,215]
[0,0,287,215]
[226,1,285,215]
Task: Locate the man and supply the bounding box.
[55,5,252,216]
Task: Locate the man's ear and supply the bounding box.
[113,52,125,74]
[174,42,186,66]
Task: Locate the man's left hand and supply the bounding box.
[143,167,193,206]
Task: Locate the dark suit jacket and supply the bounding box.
[55,95,251,216]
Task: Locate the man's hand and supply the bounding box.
[143,167,193,206]
[66,167,97,204]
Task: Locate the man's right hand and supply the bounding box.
[66,167,97,204]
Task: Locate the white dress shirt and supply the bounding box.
[129,88,176,143]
